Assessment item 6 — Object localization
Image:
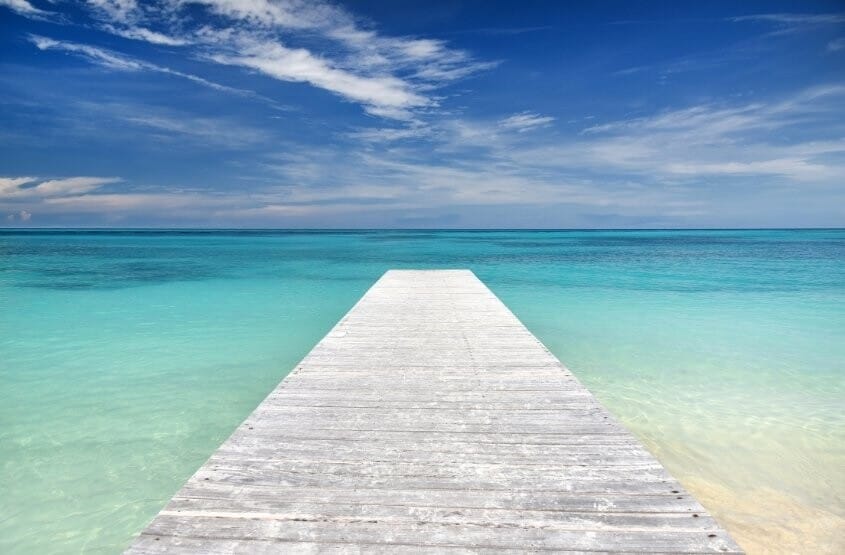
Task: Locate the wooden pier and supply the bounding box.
[128,270,741,553]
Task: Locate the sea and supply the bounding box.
[1,229,843,554]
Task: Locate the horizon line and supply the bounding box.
[1,226,843,232]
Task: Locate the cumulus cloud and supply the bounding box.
[7,209,33,222]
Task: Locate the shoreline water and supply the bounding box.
[1,229,843,553]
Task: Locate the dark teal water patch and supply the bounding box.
[3,229,843,292]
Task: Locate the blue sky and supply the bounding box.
[1,0,843,228]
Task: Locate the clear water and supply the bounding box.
[1,229,843,554]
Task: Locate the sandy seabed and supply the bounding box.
[684,477,844,554]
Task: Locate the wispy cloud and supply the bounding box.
[86,1,190,45]
[730,13,845,25]
[28,35,269,100]
[102,25,190,46]
[0,176,38,195]
[329,84,843,225]
[120,112,269,148]
[730,12,845,36]
[828,38,845,52]
[348,124,432,143]
[5,3,844,227]
[522,84,845,182]
[33,176,121,196]
[499,112,555,132]
[5,75,844,228]
[87,0,141,24]
[70,0,494,120]
[30,35,147,71]
[14,1,494,121]
[446,25,553,36]
[0,176,121,198]
[0,0,51,18]
[207,38,429,120]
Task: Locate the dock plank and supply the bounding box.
[127,270,741,553]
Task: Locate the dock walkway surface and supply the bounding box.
[128,269,741,554]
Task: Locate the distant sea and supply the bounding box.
[1,229,843,554]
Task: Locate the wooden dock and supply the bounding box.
[128,270,741,553]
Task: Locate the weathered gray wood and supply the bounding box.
[127,270,741,554]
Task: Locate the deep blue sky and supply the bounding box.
[1,0,843,227]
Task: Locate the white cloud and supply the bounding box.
[6,1,498,124]
[324,26,498,84]
[517,84,845,182]
[258,140,689,215]
[103,25,190,46]
[0,176,120,199]
[342,83,845,220]
[0,0,50,18]
[0,176,38,195]
[729,12,845,38]
[30,35,145,71]
[87,0,140,24]
[16,84,840,225]
[32,177,121,196]
[182,0,342,29]
[121,112,269,147]
[72,0,492,120]
[499,112,555,132]
[731,13,845,25]
[29,35,263,99]
[6,210,32,222]
[208,38,429,119]
[348,125,432,143]
[659,158,839,181]
[43,192,227,211]
[828,38,845,52]
[86,1,190,46]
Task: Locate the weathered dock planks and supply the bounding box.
[127,269,742,553]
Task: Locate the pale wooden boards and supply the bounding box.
[127,269,742,554]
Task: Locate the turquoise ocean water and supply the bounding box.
[1,229,843,553]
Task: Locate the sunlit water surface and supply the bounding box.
[1,229,843,554]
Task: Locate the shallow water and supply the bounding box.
[1,229,843,554]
